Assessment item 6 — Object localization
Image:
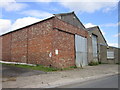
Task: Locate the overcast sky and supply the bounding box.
[0,0,119,47]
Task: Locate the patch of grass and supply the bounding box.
[98,61,102,64]
[70,66,77,69]
[60,66,77,71]
[1,63,59,72]
[1,63,78,72]
[88,61,99,66]
[116,63,120,65]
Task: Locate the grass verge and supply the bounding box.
[1,63,59,72]
[116,63,120,65]
[1,63,78,72]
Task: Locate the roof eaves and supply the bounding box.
[87,26,98,30]
[87,26,108,46]
[54,11,86,30]
[1,16,54,36]
[95,26,107,45]
[97,26,108,45]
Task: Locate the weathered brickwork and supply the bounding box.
[27,19,53,66]
[52,29,75,68]
[11,29,28,63]
[2,34,11,61]
[53,17,88,38]
[0,36,2,60]
[1,17,88,68]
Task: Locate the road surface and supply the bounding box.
[58,75,119,88]
[2,64,46,78]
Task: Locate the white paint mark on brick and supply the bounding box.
[49,52,52,57]
[55,49,58,55]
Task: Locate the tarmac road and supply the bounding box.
[2,64,46,78]
[58,74,119,88]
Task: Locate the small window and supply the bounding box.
[107,51,114,59]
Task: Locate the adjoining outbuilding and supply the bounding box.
[87,26,107,63]
[1,12,88,68]
[87,26,119,64]
[100,45,120,64]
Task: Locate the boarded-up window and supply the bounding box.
[92,35,98,58]
[107,51,114,59]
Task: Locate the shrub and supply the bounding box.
[98,61,102,64]
[116,63,120,65]
[88,61,99,66]
[70,66,77,69]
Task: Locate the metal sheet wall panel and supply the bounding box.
[92,35,98,58]
[75,35,88,67]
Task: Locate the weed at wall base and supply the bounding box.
[88,61,99,66]
[1,62,79,72]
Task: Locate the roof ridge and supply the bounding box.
[86,26,98,29]
[53,11,74,16]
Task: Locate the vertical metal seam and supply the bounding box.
[74,34,76,66]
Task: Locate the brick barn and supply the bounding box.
[0,12,88,68]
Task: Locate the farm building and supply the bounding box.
[87,26,108,63]
[100,45,120,64]
[87,26,120,64]
[0,12,119,68]
[0,12,88,68]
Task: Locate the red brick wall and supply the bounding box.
[2,34,11,61]
[0,36,2,60]
[2,18,54,66]
[27,19,53,66]
[52,29,75,68]
[51,17,88,68]
[11,29,28,63]
[53,17,88,38]
[1,17,88,68]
